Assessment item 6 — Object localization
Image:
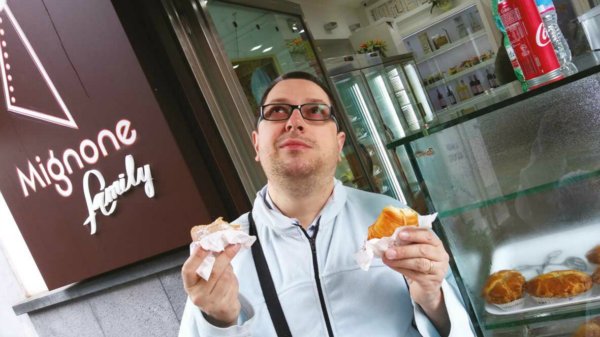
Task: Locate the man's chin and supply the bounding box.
[272,162,318,179]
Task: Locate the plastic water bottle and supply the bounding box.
[535,0,578,75]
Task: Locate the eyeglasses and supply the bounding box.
[260,103,335,122]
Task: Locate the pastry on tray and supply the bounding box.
[586,245,600,264]
[593,267,600,284]
[525,270,592,299]
[482,270,526,305]
[572,316,600,337]
[367,206,418,240]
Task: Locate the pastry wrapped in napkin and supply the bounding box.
[354,206,437,271]
[189,217,256,281]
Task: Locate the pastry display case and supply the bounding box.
[387,63,600,336]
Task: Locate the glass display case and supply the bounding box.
[324,53,432,206]
[399,1,517,119]
[387,64,600,336]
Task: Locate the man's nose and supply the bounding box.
[285,108,305,131]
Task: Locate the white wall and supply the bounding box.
[0,192,45,336]
[292,0,368,40]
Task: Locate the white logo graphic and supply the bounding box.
[535,22,551,48]
[0,3,78,129]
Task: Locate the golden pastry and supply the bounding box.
[572,317,600,337]
[586,245,600,264]
[482,270,526,304]
[190,217,240,241]
[525,270,592,298]
[593,267,600,284]
[367,206,418,240]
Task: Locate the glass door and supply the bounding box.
[361,63,422,205]
[204,1,322,112]
[196,0,374,194]
[332,70,405,201]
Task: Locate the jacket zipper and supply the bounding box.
[299,224,335,337]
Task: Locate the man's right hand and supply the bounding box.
[181,244,242,327]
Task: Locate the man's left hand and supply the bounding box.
[382,226,449,310]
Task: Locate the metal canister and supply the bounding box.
[498,0,563,89]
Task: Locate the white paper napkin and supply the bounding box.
[354,213,437,271]
[189,229,256,281]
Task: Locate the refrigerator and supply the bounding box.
[324,52,434,207]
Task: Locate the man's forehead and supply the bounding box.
[266,79,330,103]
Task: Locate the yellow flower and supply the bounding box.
[357,39,387,54]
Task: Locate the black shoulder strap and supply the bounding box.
[248,212,292,337]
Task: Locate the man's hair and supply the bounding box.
[256,71,337,129]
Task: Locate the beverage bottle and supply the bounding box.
[492,0,528,91]
[446,86,457,105]
[535,0,577,75]
[468,9,483,32]
[437,89,447,109]
[474,75,484,93]
[470,75,482,95]
[457,80,471,101]
[469,76,477,95]
[486,69,499,88]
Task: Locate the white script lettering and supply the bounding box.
[16,119,137,198]
[83,154,154,235]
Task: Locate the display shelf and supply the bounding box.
[438,82,511,117]
[424,58,494,90]
[415,30,487,65]
[401,62,600,336]
[391,2,430,23]
[397,1,477,37]
[484,306,600,331]
[438,169,600,219]
[385,83,516,148]
[367,0,430,24]
[385,62,600,151]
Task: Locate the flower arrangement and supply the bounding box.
[357,39,387,56]
[287,37,306,54]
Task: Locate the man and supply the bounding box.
[179,71,475,337]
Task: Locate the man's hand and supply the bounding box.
[181,244,242,327]
[382,227,450,336]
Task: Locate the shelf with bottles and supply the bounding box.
[435,82,512,122]
[424,58,495,90]
[431,65,501,109]
[384,81,517,149]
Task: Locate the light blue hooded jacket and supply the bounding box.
[180,180,475,337]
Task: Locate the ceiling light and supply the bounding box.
[262,47,273,53]
[299,29,305,34]
[250,45,262,51]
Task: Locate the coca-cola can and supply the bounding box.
[498,0,563,89]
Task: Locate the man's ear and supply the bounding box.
[337,131,346,161]
[252,130,260,162]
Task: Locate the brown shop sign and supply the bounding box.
[15,119,155,235]
[1,1,155,235]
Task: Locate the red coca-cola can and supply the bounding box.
[498,0,563,89]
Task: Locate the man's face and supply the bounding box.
[252,79,345,181]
